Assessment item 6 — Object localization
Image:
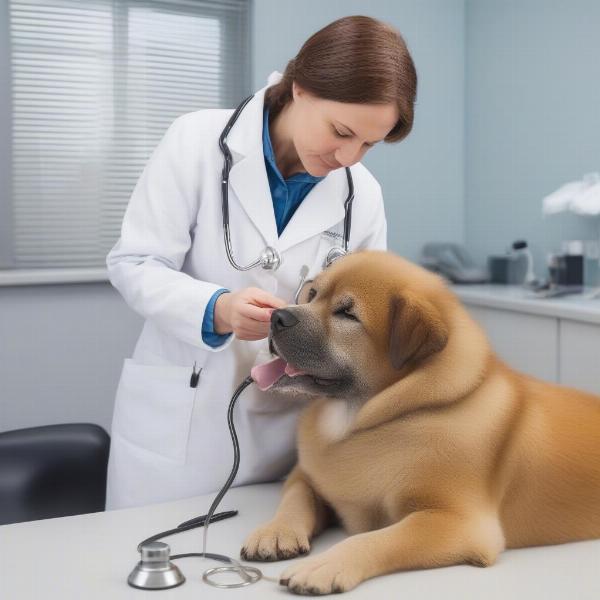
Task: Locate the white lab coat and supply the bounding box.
[105,72,387,510]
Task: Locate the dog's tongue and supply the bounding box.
[251,356,308,391]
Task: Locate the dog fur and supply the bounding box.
[240,250,600,595]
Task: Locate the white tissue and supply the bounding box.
[572,176,600,215]
[542,172,600,216]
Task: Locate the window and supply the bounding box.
[0,0,250,282]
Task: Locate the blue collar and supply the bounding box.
[262,106,324,184]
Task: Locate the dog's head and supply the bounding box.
[251,250,453,403]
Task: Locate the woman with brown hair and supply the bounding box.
[105,15,417,510]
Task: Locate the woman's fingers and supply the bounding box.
[231,310,271,339]
[247,288,288,310]
[240,303,274,322]
[226,287,290,340]
[237,324,270,340]
[239,331,268,341]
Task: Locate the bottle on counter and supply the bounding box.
[512,240,537,286]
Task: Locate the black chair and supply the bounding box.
[0,423,110,525]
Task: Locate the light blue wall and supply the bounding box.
[253,0,467,261]
[7,1,599,435]
[5,1,599,435]
[466,0,600,275]
[1,0,467,434]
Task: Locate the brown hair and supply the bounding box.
[264,15,417,143]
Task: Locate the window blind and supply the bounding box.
[5,0,250,270]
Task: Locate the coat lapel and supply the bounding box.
[227,85,279,247]
[229,150,279,247]
[277,170,347,253]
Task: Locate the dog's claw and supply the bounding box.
[241,521,311,562]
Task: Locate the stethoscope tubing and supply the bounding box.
[219,95,260,271]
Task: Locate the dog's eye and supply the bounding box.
[334,307,359,322]
[307,288,317,302]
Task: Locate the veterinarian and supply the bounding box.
[105,15,417,510]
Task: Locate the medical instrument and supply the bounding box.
[293,265,310,304]
[512,240,537,286]
[531,284,584,299]
[421,242,488,284]
[129,375,272,591]
[219,95,355,273]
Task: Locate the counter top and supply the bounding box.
[1,481,600,599]
[450,283,600,324]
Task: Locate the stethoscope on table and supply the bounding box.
[220,93,355,301]
[129,376,268,590]
[129,94,356,591]
[130,378,314,591]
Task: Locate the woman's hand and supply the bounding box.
[214,288,288,341]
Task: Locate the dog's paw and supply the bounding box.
[279,547,364,595]
[240,520,311,562]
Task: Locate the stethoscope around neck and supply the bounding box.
[219,94,355,275]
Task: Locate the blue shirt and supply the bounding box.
[201,105,323,347]
[262,105,324,235]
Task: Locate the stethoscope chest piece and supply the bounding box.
[324,246,347,269]
[128,541,185,590]
[260,245,281,270]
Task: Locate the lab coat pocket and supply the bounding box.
[111,359,199,464]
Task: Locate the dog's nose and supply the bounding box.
[271,309,299,333]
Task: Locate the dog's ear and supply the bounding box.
[388,293,449,371]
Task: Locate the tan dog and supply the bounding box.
[242,250,600,595]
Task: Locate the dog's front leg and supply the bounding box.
[241,465,332,561]
[279,509,505,595]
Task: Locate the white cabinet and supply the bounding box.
[452,284,600,394]
[559,320,600,395]
[466,305,558,383]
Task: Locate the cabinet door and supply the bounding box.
[559,319,600,395]
[464,305,558,383]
